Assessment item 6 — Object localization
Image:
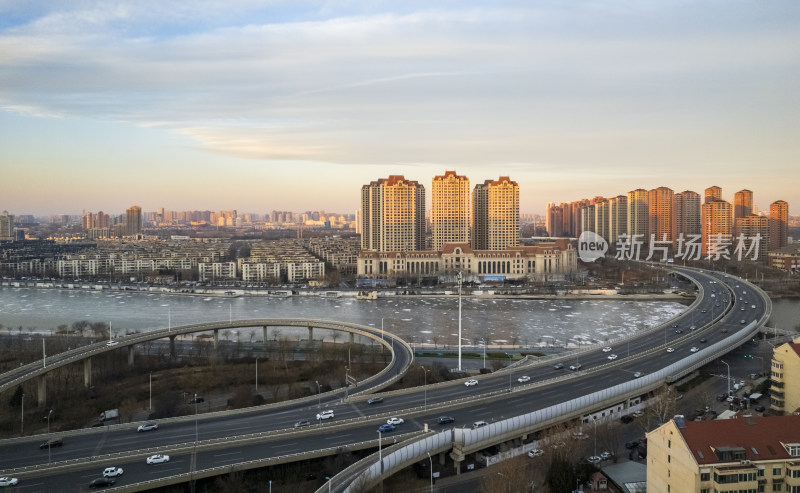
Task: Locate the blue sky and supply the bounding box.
[1,1,798,216]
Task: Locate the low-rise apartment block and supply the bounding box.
[770,337,800,415]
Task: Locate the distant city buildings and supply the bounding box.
[125,205,142,237]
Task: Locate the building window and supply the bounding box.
[667,454,670,463]
[773,468,782,476]
[701,473,710,482]
[772,484,781,492]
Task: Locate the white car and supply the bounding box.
[633,371,643,378]
[0,477,19,487]
[602,346,612,352]
[464,379,478,387]
[666,347,675,353]
[527,449,544,458]
[138,422,158,432]
[146,454,170,464]
[316,410,334,420]
[386,417,404,425]
[103,467,123,478]
[690,347,699,353]
[607,354,618,360]
[587,455,601,464]
[106,340,119,346]
[517,375,530,383]
[600,451,613,460]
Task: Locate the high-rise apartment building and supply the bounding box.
[704,185,722,204]
[608,195,628,244]
[431,171,471,249]
[360,175,426,252]
[545,202,563,238]
[472,176,519,250]
[735,215,771,260]
[593,200,610,241]
[770,200,789,250]
[0,210,13,241]
[580,204,596,236]
[674,190,701,239]
[769,337,800,414]
[125,206,142,237]
[734,189,754,220]
[627,189,649,242]
[648,187,675,243]
[560,202,575,238]
[701,199,733,257]
[647,414,800,493]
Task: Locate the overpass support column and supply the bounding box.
[37,375,47,406]
[308,326,313,341]
[263,326,268,344]
[213,330,219,349]
[350,332,355,344]
[128,345,135,368]
[83,357,92,388]
[169,335,176,357]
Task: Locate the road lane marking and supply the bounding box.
[213,451,241,457]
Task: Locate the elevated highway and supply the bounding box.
[0,268,771,492]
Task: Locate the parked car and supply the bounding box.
[138,422,158,432]
[39,438,63,449]
[377,423,396,433]
[527,449,544,458]
[587,455,601,464]
[316,410,334,420]
[464,379,478,387]
[517,375,530,383]
[89,477,115,488]
[600,451,613,460]
[755,405,766,412]
[0,477,19,487]
[146,454,170,464]
[367,396,384,405]
[386,417,404,425]
[437,416,455,425]
[294,420,311,428]
[620,415,634,424]
[102,467,123,478]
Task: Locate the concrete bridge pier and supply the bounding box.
[308,326,314,341]
[37,375,46,406]
[262,326,268,344]
[128,346,135,368]
[213,329,219,349]
[169,335,176,357]
[83,357,92,387]
[350,332,355,344]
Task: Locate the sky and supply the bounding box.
[1,0,798,217]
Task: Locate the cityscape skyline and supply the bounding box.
[2,2,799,216]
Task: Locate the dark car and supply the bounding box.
[620,415,634,424]
[39,438,63,449]
[191,396,205,403]
[294,420,311,428]
[437,416,455,425]
[89,477,115,488]
[367,397,384,405]
[378,423,396,433]
[553,363,564,370]
[699,338,707,343]
[755,405,766,412]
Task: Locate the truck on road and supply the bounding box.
[99,409,119,422]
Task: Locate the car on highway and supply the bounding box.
[690,325,696,331]
[472,420,489,429]
[386,417,404,425]
[700,338,707,343]
[316,410,334,420]
[437,416,455,425]
[464,379,478,387]
[517,375,530,383]
[633,372,644,378]
[137,422,158,432]
[527,449,544,458]
[294,420,311,428]
[690,347,699,353]
[377,423,396,433]
[89,477,115,488]
[675,329,683,334]
[367,396,384,405]
[741,319,746,324]
[0,477,18,487]
[102,467,123,478]
[602,347,612,352]
[720,328,728,333]
[569,364,582,371]
[146,454,170,464]
[607,354,618,360]
[666,347,674,353]
[106,341,118,347]
[701,309,707,313]
[553,363,564,369]
[39,438,63,449]
[672,323,678,328]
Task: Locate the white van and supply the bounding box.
[472,420,488,429]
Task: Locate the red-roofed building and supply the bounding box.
[646,414,800,493]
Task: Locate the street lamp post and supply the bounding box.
[325,476,331,493]
[378,430,382,464]
[255,357,259,392]
[46,409,53,463]
[721,360,731,396]
[149,372,152,410]
[427,452,433,493]
[194,393,199,442]
[457,271,463,372]
[316,380,321,411]
[420,366,428,410]
[593,418,598,458]
[481,338,486,369]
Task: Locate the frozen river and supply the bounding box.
[0,287,691,348]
